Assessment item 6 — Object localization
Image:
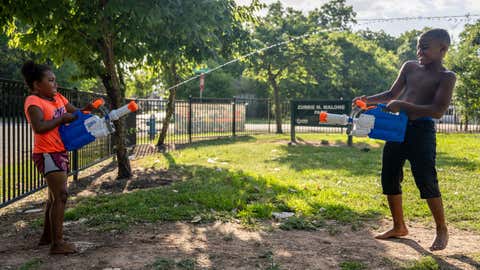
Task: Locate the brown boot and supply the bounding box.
[50,241,77,255]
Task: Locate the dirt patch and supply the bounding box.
[1,159,479,270]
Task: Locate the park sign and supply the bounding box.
[292,100,351,127]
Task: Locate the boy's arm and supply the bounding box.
[367,61,411,104]
[27,106,76,134]
[387,72,456,119]
[354,61,411,105]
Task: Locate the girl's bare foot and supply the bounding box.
[430,227,448,251]
[375,227,409,239]
[50,241,77,255]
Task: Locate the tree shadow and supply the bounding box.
[436,151,479,171]
[274,140,382,176]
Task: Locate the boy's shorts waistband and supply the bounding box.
[409,117,433,122]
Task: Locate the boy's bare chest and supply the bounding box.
[403,70,442,103]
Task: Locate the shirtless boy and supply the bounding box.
[353,28,456,251]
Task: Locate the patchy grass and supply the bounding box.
[146,257,197,270]
[340,261,367,270]
[402,256,439,270]
[65,133,480,232]
[18,258,42,270]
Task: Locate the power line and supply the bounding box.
[163,14,479,92]
[357,14,480,22]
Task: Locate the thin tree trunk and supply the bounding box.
[157,63,179,149]
[268,69,283,134]
[100,35,132,179]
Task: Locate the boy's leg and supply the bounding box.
[427,197,448,251]
[409,120,447,250]
[377,141,408,239]
[375,194,409,239]
[38,188,53,245]
[45,171,76,254]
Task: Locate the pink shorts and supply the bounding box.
[32,152,69,176]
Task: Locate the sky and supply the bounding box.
[235,0,480,42]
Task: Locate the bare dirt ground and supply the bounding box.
[1,158,479,270]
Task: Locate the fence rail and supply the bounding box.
[1,77,479,208]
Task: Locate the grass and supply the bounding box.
[18,258,42,270]
[64,133,480,233]
[340,261,367,270]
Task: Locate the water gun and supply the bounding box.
[319,100,408,142]
[59,98,139,151]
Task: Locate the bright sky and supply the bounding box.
[235,0,480,42]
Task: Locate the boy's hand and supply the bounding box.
[61,113,77,124]
[386,100,404,113]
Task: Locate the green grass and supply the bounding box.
[64,133,480,232]
[340,261,367,270]
[403,256,439,270]
[18,258,43,270]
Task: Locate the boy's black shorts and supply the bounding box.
[381,119,440,199]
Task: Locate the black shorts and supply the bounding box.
[381,119,440,199]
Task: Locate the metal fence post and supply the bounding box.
[232,96,236,137]
[188,96,192,144]
[290,100,296,143]
[267,99,271,133]
[72,150,79,181]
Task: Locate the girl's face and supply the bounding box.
[33,70,57,98]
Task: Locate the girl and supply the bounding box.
[22,60,93,254]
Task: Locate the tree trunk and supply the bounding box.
[157,63,179,149]
[464,114,469,132]
[100,35,132,179]
[268,70,283,134]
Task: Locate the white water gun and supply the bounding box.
[59,98,139,151]
[319,100,408,142]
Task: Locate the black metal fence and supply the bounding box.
[0,79,115,208]
[135,97,272,146]
[2,76,479,208]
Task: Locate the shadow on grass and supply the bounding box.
[274,141,382,176]
[64,151,381,231]
[436,151,479,171]
[175,135,257,150]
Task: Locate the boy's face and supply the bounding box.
[416,36,447,65]
[33,70,57,98]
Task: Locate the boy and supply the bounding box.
[353,29,456,251]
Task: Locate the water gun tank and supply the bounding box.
[363,104,408,142]
[59,110,97,151]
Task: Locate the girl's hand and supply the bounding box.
[61,113,77,124]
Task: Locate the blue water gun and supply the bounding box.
[319,100,408,142]
[59,98,139,151]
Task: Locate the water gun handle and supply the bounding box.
[81,98,105,114]
[355,99,376,110]
[107,100,139,121]
[92,98,105,109]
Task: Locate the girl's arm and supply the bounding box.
[65,102,96,113]
[27,106,76,134]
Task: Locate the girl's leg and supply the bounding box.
[38,188,53,245]
[45,171,76,254]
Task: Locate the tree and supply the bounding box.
[446,21,480,131]
[396,29,425,65]
[146,1,258,148]
[294,31,398,100]
[246,0,356,133]
[357,29,399,53]
[1,0,179,178]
